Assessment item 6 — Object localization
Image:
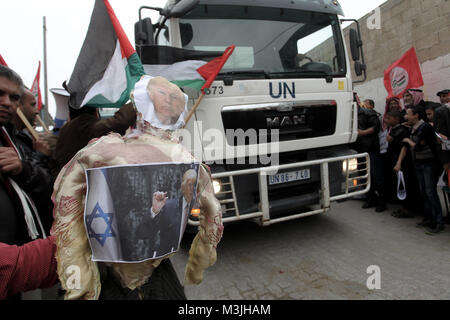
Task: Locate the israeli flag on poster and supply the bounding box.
[84,169,122,262]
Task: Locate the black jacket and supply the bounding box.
[138,197,191,258]
[54,103,136,172]
[0,124,45,245]
[410,121,439,164]
[433,105,450,165]
[388,124,410,161]
[355,107,381,153]
[11,129,55,234]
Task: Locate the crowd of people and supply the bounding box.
[354,88,450,235]
[2,58,450,299]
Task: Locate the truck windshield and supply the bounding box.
[179,5,346,79]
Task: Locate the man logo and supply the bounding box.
[390,67,409,96]
[266,115,306,129]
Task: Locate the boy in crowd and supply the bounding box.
[403,107,444,234]
[385,110,422,218]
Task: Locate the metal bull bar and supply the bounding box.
[188,153,370,227]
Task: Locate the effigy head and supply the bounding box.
[132,75,188,131]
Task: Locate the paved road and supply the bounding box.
[171,200,450,300]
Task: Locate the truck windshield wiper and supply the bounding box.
[270,70,332,76]
[269,70,334,82]
[217,70,271,79]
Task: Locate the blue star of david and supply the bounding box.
[86,203,116,247]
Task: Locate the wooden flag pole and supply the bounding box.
[42,16,49,127]
[16,109,40,141]
[36,115,50,133]
[183,92,206,127]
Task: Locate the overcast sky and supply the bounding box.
[0,0,387,116]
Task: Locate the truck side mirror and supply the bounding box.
[349,28,361,61]
[135,18,154,46]
[167,0,200,18]
[341,19,367,83]
[354,61,366,77]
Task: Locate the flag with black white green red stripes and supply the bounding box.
[67,0,145,109]
[140,45,235,94]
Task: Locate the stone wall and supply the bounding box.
[306,0,450,113]
[348,0,450,113]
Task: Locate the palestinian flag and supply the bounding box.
[31,61,43,111]
[384,47,424,98]
[67,0,145,109]
[140,45,235,93]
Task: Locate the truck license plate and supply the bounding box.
[268,169,311,185]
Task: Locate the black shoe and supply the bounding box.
[416,219,432,228]
[362,201,375,209]
[444,216,450,225]
[393,208,414,218]
[375,204,386,213]
[391,209,402,217]
[425,224,445,235]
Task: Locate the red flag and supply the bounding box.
[31,62,43,111]
[197,45,235,94]
[0,54,7,66]
[384,47,424,98]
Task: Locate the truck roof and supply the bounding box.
[195,0,344,16]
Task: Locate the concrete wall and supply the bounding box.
[347,0,450,113]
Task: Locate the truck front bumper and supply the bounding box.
[188,153,370,227]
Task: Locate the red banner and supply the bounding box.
[31,62,43,111]
[0,54,7,66]
[384,47,424,98]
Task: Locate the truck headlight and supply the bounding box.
[213,180,221,194]
[342,158,358,174]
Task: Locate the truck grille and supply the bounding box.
[222,101,337,145]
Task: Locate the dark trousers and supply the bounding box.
[368,152,386,205]
[415,162,443,225]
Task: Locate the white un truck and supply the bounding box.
[134,0,370,228]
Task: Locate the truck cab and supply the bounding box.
[135,0,370,227]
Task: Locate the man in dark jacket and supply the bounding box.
[437,89,450,105]
[9,88,56,234]
[1,65,47,247]
[0,66,28,246]
[385,110,422,218]
[404,106,444,234]
[143,169,197,257]
[433,104,450,170]
[54,102,137,173]
[355,106,385,212]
